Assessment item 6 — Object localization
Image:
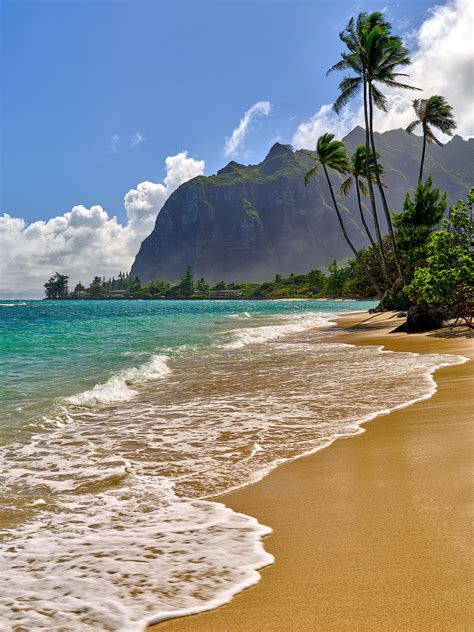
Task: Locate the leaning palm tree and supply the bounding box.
[328,12,419,280]
[406,96,456,183]
[304,134,382,297]
[340,145,382,252]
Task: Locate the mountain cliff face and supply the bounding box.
[131,128,473,284]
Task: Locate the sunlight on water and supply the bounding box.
[0,300,464,630]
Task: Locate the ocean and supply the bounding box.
[0,299,464,630]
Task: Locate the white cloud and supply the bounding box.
[123,151,205,229]
[293,0,474,148]
[111,133,120,153]
[0,152,205,294]
[131,132,146,147]
[224,101,272,156]
[292,103,363,149]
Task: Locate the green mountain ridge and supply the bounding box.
[131,127,473,284]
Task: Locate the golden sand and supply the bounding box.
[151,312,473,631]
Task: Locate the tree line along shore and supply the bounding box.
[43,261,365,302]
[45,11,473,331]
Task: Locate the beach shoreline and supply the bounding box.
[150,311,473,632]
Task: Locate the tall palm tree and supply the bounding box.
[340,145,382,252]
[328,12,419,280]
[304,134,382,298]
[406,96,456,183]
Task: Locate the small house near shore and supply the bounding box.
[208,290,242,300]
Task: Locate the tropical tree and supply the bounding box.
[179,265,194,297]
[393,177,447,279]
[407,189,474,327]
[405,95,456,183]
[44,272,69,299]
[88,276,107,297]
[195,277,209,292]
[328,12,419,279]
[73,281,86,295]
[340,145,386,261]
[324,260,351,297]
[304,133,382,297]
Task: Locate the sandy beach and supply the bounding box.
[151,311,473,632]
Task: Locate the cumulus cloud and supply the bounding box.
[293,0,474,148]
[292,103,363,149]
[131,132,146,147]
[123,151,205,229]
[0,152,205,294]
[224,101,272,156]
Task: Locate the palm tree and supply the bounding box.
[406,96,456,183]
[340,145,382,252]
[304,134,382,298]
[328,12,419,280]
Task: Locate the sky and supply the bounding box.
[1,0,473,294]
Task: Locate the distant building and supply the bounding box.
[108,289,128,297]
[208,290,242,300]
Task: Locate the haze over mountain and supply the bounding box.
[131,127,473,284]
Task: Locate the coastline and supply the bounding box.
[150,311,473,631]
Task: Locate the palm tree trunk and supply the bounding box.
[363,80,391,286]
[419,132,427,183]
[355,178,377,250]
[323,164,382,299]
[368,83,403,280]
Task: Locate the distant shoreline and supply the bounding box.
[39,296,364,302]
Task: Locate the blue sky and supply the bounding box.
[1,0,472,293]
[2,0,436,224]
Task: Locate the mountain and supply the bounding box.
[131,128,473,284]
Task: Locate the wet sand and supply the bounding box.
[151,312,473,632]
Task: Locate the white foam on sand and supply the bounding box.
[223,311,336,348]
[0,476,273,632]
[0,310,468,631]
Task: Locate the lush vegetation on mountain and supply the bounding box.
[304,10,473,328]
[46,9,473,328]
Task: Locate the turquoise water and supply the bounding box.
[0,299,374,431]
[1,299,463,631]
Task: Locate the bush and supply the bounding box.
[407,189,474,326]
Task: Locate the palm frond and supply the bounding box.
[405,119,420,135]
[380,79,420,91]
[340,176,353,196]
[326,56,352,76]
[370,83,388,111]
[409,95,457,144]
[358,178,369,197]
[316,133,350,174]
[425,128,443,146]
[304,165,319,186]
[333,76,362,113]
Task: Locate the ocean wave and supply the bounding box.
[223,311,336,348]
[66,354,171,407]
[1,315,468,630]
[0,302,27,307]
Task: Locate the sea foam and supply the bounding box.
[223,311,335,348]
[66,354,171,406]
[0,476,272,632]
[0,309,467,630]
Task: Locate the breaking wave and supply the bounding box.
[66,354,171,406]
